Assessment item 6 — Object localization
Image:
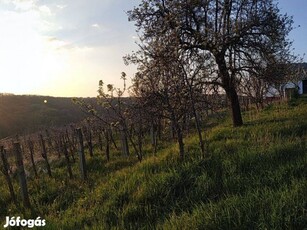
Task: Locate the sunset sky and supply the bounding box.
[0,0,306,97]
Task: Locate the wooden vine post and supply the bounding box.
[150,123,158,155]
[0,146,17,205]
[39,134,52,177]
[98,131,103,152]
[120,128,130,157]
[77,128,87,180]
[88,129,93,157]
[105,129,110,162]
[27,140,38,178]
[62,137,73,179]
[84,125,93,157]
[65,129,76,163]
[13,142,31,208]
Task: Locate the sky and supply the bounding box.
[0,0,306,97]
[0,0,141,97]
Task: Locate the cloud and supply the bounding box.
[91,23,100,29]
[56,4,67,10]
[39,5,52,16]
[0,0,37,11]
[1,0,136,48]
[46,36,70,49]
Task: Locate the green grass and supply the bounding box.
[0,97,306,229]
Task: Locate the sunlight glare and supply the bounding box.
[0,9,66,95]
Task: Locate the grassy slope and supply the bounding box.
[1,98,306,229]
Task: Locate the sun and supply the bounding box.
[0,9,65,95]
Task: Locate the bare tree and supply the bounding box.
[74,74,143,162]
[128,0,295,127]
[127,35,196,160]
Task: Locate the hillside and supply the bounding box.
[0,97,306,229]
[0,94,91,139]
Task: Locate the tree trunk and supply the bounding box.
[150,123,158,155]
[226,86,243,127]
[176,123,185,160]
[216,52,243,127]
[186,79,205,157]
[137,128,143,159]
[192,107,205,157]
[123,124,143,162]
[170,112,185,160]
[98,132,103,151]
[110,129,118,150]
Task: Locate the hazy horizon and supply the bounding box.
[0,91,96,98]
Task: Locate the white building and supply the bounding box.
[269,63,307,97]
[286,81,306,94]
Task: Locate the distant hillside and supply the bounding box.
[0,94,91,139]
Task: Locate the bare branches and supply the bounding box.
[127,0,296,127]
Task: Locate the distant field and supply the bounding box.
[0,94,90,139]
